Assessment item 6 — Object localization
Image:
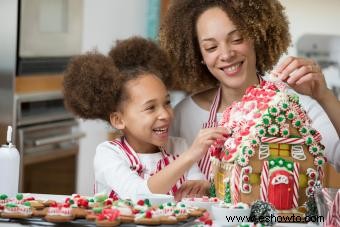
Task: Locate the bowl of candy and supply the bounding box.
[211,202,250,225]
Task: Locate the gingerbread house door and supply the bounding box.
[268,169,294,210]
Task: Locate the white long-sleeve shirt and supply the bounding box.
[171,89,340,172]
[94,136,204,200]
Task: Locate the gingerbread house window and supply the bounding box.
[269,143,290,157]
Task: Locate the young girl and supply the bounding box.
[63,37,228,200]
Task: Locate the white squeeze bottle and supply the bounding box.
[0,126,20,197]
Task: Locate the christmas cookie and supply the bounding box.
[95,208,120,227]
[113,199,135,223]
[65,195,90,219]
[0,194,10,205]
[173,202,190,222]
[1,202,33,219]
[85,207,102,221]
[154,203,178,225]
[134,209,161,226]
[44,202,74,223]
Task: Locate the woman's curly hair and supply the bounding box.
[63,36,173,123]
[159,0,291,92]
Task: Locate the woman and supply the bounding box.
[159,0,340,180]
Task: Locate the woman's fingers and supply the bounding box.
[273,56,317,82]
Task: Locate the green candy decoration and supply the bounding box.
[16,193,23,200]
[224,178,231,204]
[144,199,151,207]
[0,194,8,200]
[209,177,216,198]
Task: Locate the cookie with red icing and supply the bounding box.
[1,202,32,219]
[95,208,120,227]
[134,209,161,226]
[44,202,74,223]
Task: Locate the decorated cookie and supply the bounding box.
[44,202,74,223]
[1,202,32,219]
[95,208,120,227]
[134,209,161,226]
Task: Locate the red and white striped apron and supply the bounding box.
[199,76,263,180]
[108,137,186,199]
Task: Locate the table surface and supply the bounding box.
[0,194,323,227]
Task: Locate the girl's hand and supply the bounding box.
[272,56,329,102]
[174,180,210,201]
[188,127,229,162]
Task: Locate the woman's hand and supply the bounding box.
[272,56,330,102]
[174,180,210,201]
[188,127,229,163]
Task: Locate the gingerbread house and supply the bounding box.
[211,80,325,213]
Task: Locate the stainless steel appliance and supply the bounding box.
[15,91,84,194]
[0,0,18,143]
[18,0,83,75]
[297,34,340,99]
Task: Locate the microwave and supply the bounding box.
[18,0,83,75]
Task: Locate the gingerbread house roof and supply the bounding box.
[211,80,325,167]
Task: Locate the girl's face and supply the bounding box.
[118,74,173,153]
[196,7,258,90]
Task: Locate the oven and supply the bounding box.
[15,91,85,194]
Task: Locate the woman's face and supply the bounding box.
[196,7,258,89]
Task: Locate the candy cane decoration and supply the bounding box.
[312,131,322,143]
[261,136,304,144]
[231,165,241,205]
[260,161,269,202]
[291,102,306,120]
[293,162,300,208]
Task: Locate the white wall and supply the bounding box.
[76,0,148,195]
[279,0,340,89]
[279,0,340,56]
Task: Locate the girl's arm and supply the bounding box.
[148,127,228,194]
[273,56,340,136]
[94,142,152,199]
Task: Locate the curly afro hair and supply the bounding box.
[159,0,291,92]
[109,36,173,88]
[63,36,174,124]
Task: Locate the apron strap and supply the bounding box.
[202,87,221,128]
[157,147,185,195]
[107,139,185,198]
[200,87,221,179]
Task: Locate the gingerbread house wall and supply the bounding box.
[214,122,322,209]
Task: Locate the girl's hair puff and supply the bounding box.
[109,36,173,88]
[159,0,291,92]
[63,36,174,124]
[63,51,122,123]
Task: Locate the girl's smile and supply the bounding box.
[115,74,173,153]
